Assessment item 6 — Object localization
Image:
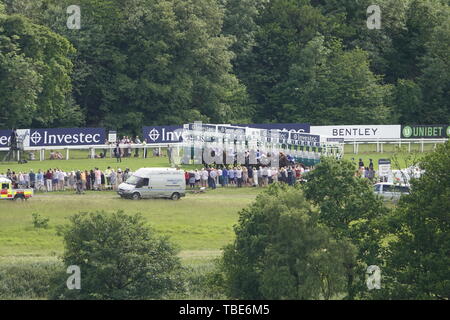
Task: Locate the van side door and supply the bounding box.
[383,184,397,200]
[136,178,150,198]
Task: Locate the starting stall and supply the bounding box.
[177,123,344,167]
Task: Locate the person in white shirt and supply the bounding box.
[252,167,258,187]
[262,166,269,186]
[24,173,30,188]
[53,170,60,191]
[235,167,243,187]
[194,170,201,187]
[271,167,278,183]
[217,168,223,187]
[18,172,26,188]
[209,169,217,189]
[201,168,209,187]
[59,170,66,191]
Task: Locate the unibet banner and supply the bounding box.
[401,125,450,139]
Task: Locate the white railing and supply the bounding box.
[1,138,447,161]
[346,138,448,154]
[0,143,183,161]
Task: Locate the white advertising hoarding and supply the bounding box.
[310,125,400,140]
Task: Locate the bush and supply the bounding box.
[32,213,50,229]
[219,183,356,300]
[0,262,61,299]
[50,210,184,300]
[171,259,227,300]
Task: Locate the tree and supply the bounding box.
[0,13,81,128]
[380,142,450,299]
[392,79,423,124]
[303,157,388,299]
[271,36,393,124]
[220,183,356,300]
[417,13,450,124]
[50,211,183,300]
[237,0,327,122]
[31,0,251,133]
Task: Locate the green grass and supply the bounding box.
[0,188,261,263]
[0,154,173,174]
[0,187,259,299]
[342,142,438,170]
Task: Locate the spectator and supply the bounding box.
[115,142,122,163]
[45,170,53,192]
[110,169,117,191]
[209,169,217,190]
[29,170,36,189]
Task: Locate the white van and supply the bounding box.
[373,182,410,201]
[118,168,186,200]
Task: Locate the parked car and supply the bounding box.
[373,182,410,201]
[118,168,186,200]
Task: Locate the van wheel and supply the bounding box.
[14,194,25,201]
[132,192,141,200]
[171,193,180,201]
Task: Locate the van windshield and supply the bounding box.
[126,175,143,186]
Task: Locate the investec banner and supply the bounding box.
[237,123,310,133]
[401,125,450,139]
[0,129,30,147]
[143,126,184,144]
[310,125,400,140]
[142,123,310,144]
[29,128,106,147]
[0,130,14,147]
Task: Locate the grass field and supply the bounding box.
[0,186,264,299]
[0,188,261,264]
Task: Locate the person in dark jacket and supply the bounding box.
[115,142,122,163]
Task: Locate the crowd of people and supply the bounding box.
[0,164,312,194]
[184,165,309,190]
[355,158,377,181]
[1,167,134,194]
[0,157,380,194]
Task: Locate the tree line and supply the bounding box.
[0,0,449,133]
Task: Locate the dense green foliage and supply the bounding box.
[0,261,60,299]
[218,144,448,300]
[51,210,183,299]
[0,12,79,128]
[220,184,357,299]
[378,141,449,299]
[303,157,387,299]
[0,0,448,131]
